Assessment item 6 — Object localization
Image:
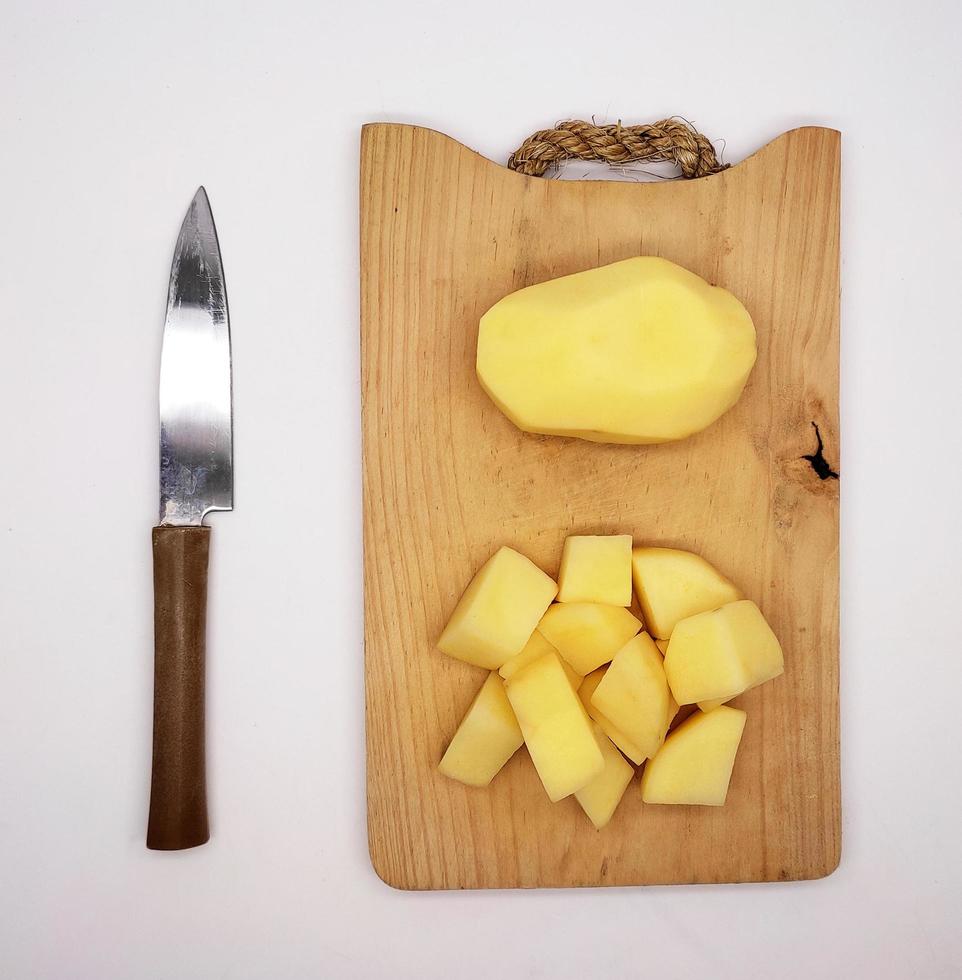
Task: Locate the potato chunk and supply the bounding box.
[499,631,581,691]
[438,673,523,787]
[438,546,558,669]
[557,534,633,606]
[578,667,646,765]
[504,653,603,802]
[641,706,747,805]
[476,256,757,444]
[664,600,784,704]
[590,633,671,762]
[655,620,729,711]
[575,726,635,829]
[538,602,642,676]
[631,547,741,639]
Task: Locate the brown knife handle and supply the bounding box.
[147,525,211,850]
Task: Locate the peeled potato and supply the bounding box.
[538,602,642,676]
[664,600,784,704]
[631,546,741,639]
[438,546,558,669]
[504,652,603,802]
[579,667,646,765]
[438,672,523,787]
[575,725,635,829]
[641,705,747,806]
[499,631,582,691]
[557,534,633,606]
[476,256,756,444]
[434,539,783,823]
[590,633,671,762]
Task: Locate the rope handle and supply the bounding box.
[507,117,728,179]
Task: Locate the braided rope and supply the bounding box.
[507,117,727,179]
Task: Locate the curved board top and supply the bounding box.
[361,123,840,890]
[362,120,839,175]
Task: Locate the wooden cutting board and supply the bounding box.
[360,123,840,890]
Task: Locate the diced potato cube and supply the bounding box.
[655,638,669,655]
[664,600,784,704]
[504,653,604,802]
[557,534,633,606]
[631,547,741,639]
[578,667,646,764]
[538,602,642,676]
[590,633,671,762]
[575,726,635,829]
[641,705,747,805]
[499,631,581,691]
[438,672,523,787]
[438,546,558,669]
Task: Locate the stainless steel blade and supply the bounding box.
[159,187,233,526]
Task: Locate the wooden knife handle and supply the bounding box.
[147,525,211,850]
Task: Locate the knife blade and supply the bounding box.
[147,187,232,850]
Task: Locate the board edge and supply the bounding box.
[359,121,841,187]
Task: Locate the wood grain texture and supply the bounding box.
[360,123,840,890]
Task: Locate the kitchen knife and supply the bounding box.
[147,188,232,850]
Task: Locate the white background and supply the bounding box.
[2,1,960,977]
